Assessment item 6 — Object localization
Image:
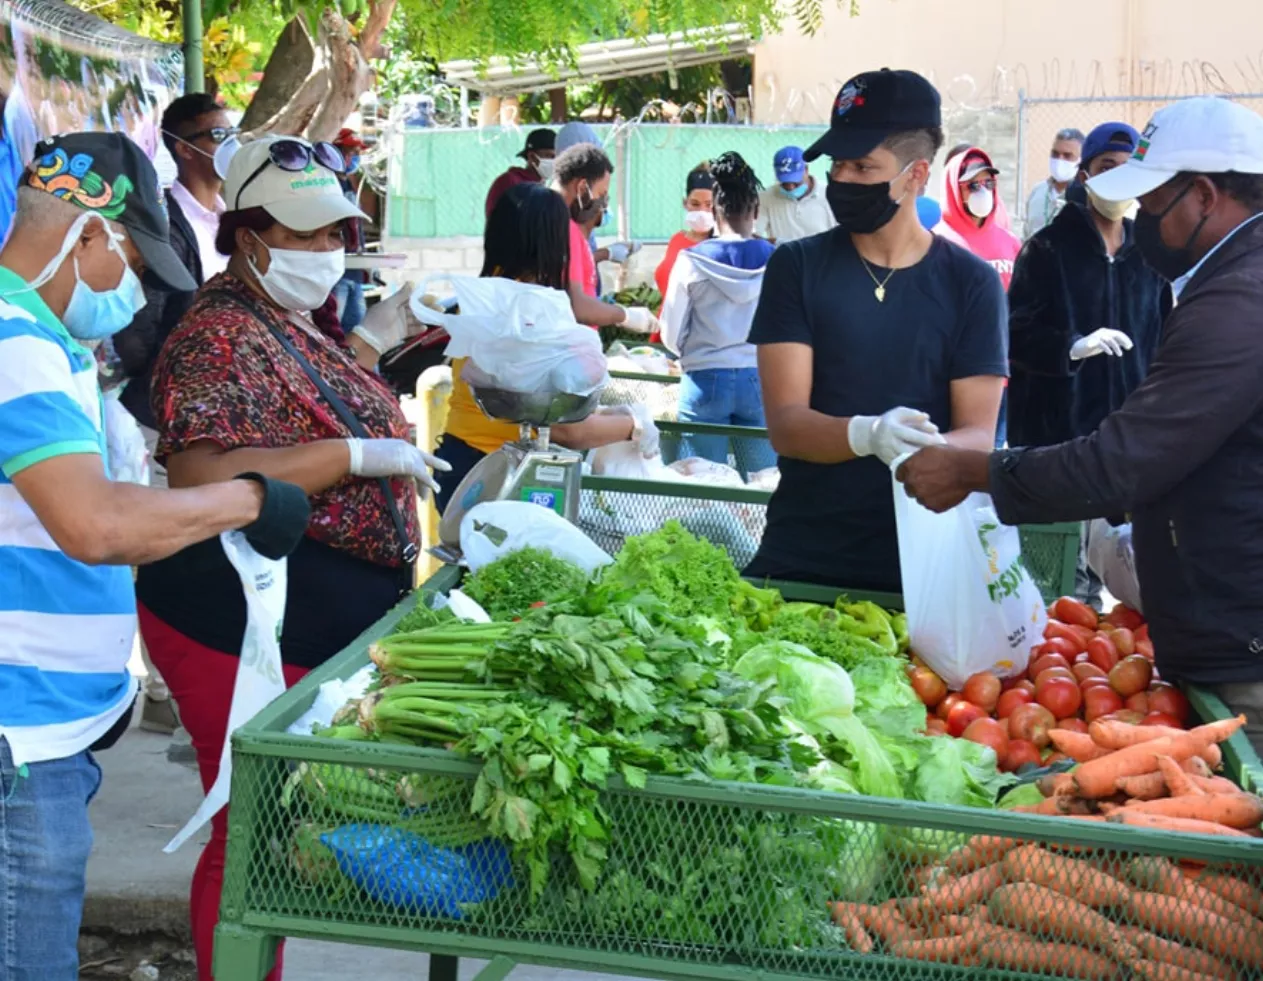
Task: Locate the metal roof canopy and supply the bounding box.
[439,25,752,96]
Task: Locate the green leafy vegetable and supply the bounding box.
[462,547,589,620]
[598,520,743,619]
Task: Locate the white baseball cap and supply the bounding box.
[1088,97,1263,202]
[222,135,367,230]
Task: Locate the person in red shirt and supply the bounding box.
[484,128,555,218]
[654,164,716,304]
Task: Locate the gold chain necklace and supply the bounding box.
[857,254,897,302]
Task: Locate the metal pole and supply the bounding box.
[1014,88,1027,228]
[615,124,630,241]
[182,0,204,94]
[459,87,471,128]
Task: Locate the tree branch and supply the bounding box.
[357,0,398,62]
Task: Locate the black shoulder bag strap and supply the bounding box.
[214,287,419,567]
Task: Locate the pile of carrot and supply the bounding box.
[1021,714,1263,838]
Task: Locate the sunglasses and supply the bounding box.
[183,125,240,145]
[233,138,346,210]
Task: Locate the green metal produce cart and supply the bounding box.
[215,566,1263,981]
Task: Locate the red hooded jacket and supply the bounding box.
[934,147,1021,291]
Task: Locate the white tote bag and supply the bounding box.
[893,477,1046,690]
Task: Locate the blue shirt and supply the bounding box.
[0,267,136,766]
[0,126,24,249]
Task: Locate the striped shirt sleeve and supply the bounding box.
[0,317,101,478]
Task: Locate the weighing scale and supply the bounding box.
[436,384,602,561]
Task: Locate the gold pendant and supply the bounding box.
[874,285,886,302]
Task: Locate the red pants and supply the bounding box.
[139,604,310,981]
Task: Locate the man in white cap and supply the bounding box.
[896,96,1263,752]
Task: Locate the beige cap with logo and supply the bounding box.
[222,135,367,231]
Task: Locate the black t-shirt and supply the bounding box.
[746,228,1008,591]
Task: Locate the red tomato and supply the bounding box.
[1124,692,1150,715]
[1079,676,1113,693]
[1034,637,1080,662]
[1101,709,1146,725]
[1073,662,1108,683]
[962,672,1003,713]
[1053,597,1099,630]
[1003,739,1044,772]
[936,692,966,722]
[1108,628,1136,657]
[1135,638,1155,660]
[1104,605,1145,631]
[996,687,1034,719]
[962,717,1010,759]
[1109,655,1153,698]
[1083,686,1124,722]
[1148,684,1191,725]
[1135,623,1151,644]
[1044,620,1089,653]
[1055,717,1089,734]
[1086,634,1121,673]
[1035,667,1077,690]
[1142,711,1185,729]
[1029,653,1073,679]
[947,700,988,738]
[1036,677,1082,719]
[925,718,950,736]
[908,666,948,708]
[1010,703,1056,749]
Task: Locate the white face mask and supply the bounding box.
[684,209,715,234]
[533,157,555,181]
[1049,157,1079,183]
[966,187,995,219]
[248,231,345,312]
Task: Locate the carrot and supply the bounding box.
[832,907,874,954]
[919,862,1005,914]
[1123,793,1263,830]
[1034,795,1070,815]
[988,882,1139,962]
[1198,871,1263,919]
[1157,754,1206,797]
[1120,926,1238,981]
[888,936,968,963]
[1002,844,1132,908]
[1128,890,1263,967]
[1132,960,1234,981]
[1105,810,1253,836]
[1050,728,1111,762]
[1123,856,1256,927]
[1118,771,1170,800]
[975,937,1120,980]
[1089,718,1235,766]
[852,903,920,947]
[925,913,973,939]
[1074,738,1176,798]
[1190,774,1242,795]
[1182,756,1214,778]
[945,835,1020,873]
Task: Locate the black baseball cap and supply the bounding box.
[24,132,196,291]
[804,68,942,163]
[518,128,556,158]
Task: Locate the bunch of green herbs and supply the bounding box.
[462,547,590,620]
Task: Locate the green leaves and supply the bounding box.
[462,547,589,621]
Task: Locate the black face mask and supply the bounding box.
[1134,181,1209,282]
[825,164,912,235]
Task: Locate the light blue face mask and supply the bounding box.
[780,182,810,200]
[600,208,612,228]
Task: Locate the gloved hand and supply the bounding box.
[619,305,657,335]
[350,283,417,355]
[346,437,451,496]
[1070,328,1134,360]
[235,472,311,559]
[848,407,945,466]
[599,404,660,457]
[607,241,642,264]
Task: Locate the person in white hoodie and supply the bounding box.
[661,151,776,476]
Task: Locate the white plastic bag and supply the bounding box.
[460,500,612,574]
[588,441,679,480]
[410,277,608,396]
[165,532,288,852]
[102,390,150,485]
[667,457,746,487]
[1086,518,1143,614]
[894,478,1046,689]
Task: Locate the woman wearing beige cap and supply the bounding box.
[134,135,445,981]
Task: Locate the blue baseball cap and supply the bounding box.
[773,146,807,183]
[1081,122,1140,168]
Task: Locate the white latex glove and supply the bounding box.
[599,404,660,457]
[619,305,657,335]
[607,241,642,264]
[1070,328,1134,360]
[848,407,945,466]
[346,438,451,496]
[351,282,417,355]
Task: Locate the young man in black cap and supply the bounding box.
[0,132,309,979]
[745,68,1008,592]
[485,127,556,217]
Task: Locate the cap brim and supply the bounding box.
[262,194,369,232]
[1086,160,1177,202]
[803,127,886,162]
[131,225,197,292]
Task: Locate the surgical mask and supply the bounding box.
[599,208,612,229]
[1133,181,1208,282]
[171,132,239,181]
[1086,186,1133,222]
[684,209,715,234]
[533,157,555,181]
[248,231,346,311]
[966,187,995,219]
[347,154,361,173]
[570,183,606,224]
[1049,157,1079,183]
[825,161,914,235]
[780,182,810,200]
[24,212,145,341]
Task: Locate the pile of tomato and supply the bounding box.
[906,597,1191,772]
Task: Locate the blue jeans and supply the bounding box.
[332,272,367,333]
[0,739,101,980]
[677,367,776,478]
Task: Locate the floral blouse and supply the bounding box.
[152,273,419,567]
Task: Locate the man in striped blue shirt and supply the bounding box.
[0,133,310,979]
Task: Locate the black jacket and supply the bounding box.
[1007,184,1171,447]
[990,214,1263,685]
[114,189,202,429]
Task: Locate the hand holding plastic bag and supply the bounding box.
[849,407,944,466]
